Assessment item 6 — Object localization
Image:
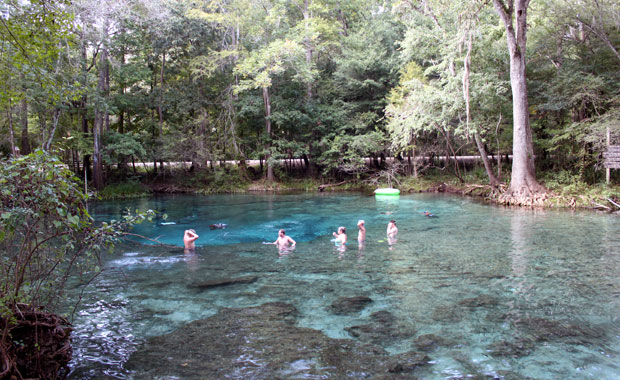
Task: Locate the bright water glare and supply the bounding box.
[67,193,620,379]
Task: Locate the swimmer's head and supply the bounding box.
[279,229,285,235]
[358,220,364,226]
[390,220,396,224]
[189,229,196,234]
[338,226,346,233]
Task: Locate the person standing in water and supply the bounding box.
[333,226,347,245]
[387,220,398,237]
[357,220,366,242]
[386,220,398,248]
[183,229,199,252]
[271,229,296,248]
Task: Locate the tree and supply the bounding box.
[492,0,545,202]
[387,1,505,184]
[235,38,313,181]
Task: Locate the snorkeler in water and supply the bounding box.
[209,223,228,229]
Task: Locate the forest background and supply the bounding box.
[1,0,620,208]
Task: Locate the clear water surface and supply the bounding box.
[66,193,620,379]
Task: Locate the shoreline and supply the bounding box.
[96,176,620,213]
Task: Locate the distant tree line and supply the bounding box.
[0,0,619,200]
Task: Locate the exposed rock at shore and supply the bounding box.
[126,302,429,379]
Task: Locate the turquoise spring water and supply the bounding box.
[67,193,620,379]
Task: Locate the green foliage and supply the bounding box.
[188,167,251,193]
[99,181,150,200]
[0,0,619,194]
[102,130,147,165]
[0,150,154,315]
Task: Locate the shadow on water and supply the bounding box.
[66,193,620,380]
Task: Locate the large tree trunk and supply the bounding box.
[463,31,500,186]
[262,87,274,182]
[93,44,108,191]
[493,0,544,202]
[19,96,31,155]
[7,101,16,156]
[303,0,313,100]
[474,133,500,186]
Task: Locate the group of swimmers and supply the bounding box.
[329,219,398,246]
[183,218,403,252]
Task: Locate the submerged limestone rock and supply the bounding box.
[329,296,373,314]
[126,302,428,379]
[487,338,535,358]
[345,311,416,344]
[457,295,499,308]
[188,275,258,290]
[413,334,455,352]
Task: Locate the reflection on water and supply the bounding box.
[66,193,620,379]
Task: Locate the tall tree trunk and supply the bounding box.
[82,104,91,181]
[493,0,544,199]
[158,52,166,175]
[462,30,500,186]
[301,0,319,178]
[303,0,313,100]
[262,87,274,182]
[43,109,61,151]
[93,44,108,191]
[19,96,31,155]
[7,100,16,156]
[79,32,91,181]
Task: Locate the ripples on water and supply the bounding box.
[64,193,620,379]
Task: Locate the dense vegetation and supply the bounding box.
[0,0,619,203]
[0,151,154,379]
[0,1,619,377]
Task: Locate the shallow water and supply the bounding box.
[67,193,620,379]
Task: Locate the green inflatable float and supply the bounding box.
[374,188,400,196]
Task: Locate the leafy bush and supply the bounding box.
[0,150,154,379]
[99,181,150,199]
[192,167,251,193]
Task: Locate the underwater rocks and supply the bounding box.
[329,296,373,314]
[345,311,416,344]
[413,334,455,352]
[386,351,430,374]
[457,295,498,308]
[126,302,429,379]
[188,275,258,290]
[514,317,604,343]
[487,338,536,358]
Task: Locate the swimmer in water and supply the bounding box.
[357,220,366,242]
[387,220,398,237]
[183,229,199,252]
[209,223,228,229]
[270,229,296,248]
[332,226,347,245]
